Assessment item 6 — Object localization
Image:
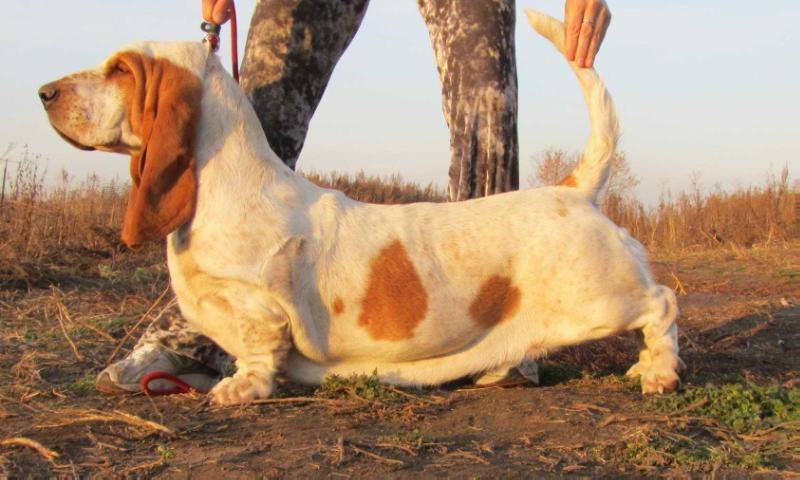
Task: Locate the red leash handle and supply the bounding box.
[228,2,239,83]
[201,1,239,83]
[140,371,201,396]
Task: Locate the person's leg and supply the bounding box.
[417,0,519,201]
[97,0,369,394]
[241,0,370,168]
[419,0,531,384]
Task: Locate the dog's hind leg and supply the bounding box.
[625,285,684,394]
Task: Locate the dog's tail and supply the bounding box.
[525,9,619,203]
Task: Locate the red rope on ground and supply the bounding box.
[140,371,204,396]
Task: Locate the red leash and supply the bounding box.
[201,1,240,83]
[140,371,205,396]
[141,4,240,398]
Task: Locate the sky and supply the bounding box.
[2,1,798,205]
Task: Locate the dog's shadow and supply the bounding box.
[539,304,799,388]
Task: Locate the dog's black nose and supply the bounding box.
[38,83,60,108]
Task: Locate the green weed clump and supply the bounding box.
[624,382,800,472]
[315,372,403,402]
[651,382,799,433]
[62,373,95,395]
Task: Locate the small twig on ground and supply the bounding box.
[385,386,445,404]
[335,435,345,465]
[446,450,490,465]
[376,443,419,457]
[0,393,41,413]
[572,402,611,414]
[143,389,164,426]
[69,311,117,343]
[600,397,710,427]
[56,303,83,362]
[107,285,172,363]
[1,437,59,462]
[350,443,405,466]
[670,271,687,295]
[671,396,709,415]
[741,420,800,439]
[123,458,164,475]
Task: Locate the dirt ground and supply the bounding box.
[1,242,798,478]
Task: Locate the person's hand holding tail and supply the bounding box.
[565,0,611,68]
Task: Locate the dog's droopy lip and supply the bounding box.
[53,126,96,151]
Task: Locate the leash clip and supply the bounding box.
[200,2,240,83]
[201,21,221,52]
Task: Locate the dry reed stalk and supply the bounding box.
[375,443,419,457]
[670,271,687,295]
[106,284,171,364]
[446,450,490,465]
[1,437,59,461]
[349,443,405,466]
[51,290,118,343]
[37,409,173,436]
[0,393,41,413]
[55,302,83,362]
[75,317,117,343]
[123,458,164,475]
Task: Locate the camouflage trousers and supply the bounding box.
[134,0,519,371]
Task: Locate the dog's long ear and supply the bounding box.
[119,51,203,249]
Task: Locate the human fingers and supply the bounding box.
[212,0,231,24]
[573,0,602,67]
[564,0,586,61]
[202,0,231,24]
[584,8,611,68]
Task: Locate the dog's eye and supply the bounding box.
[110,62,130,76]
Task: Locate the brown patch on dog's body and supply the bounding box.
[559,174,577,187]
[332,297,345,316]
[470,275,521,328]
[358,240,428,341]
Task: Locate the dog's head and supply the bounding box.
[39,42,209,248]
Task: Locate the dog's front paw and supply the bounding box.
[625,360,649,379]
[210,370,274,405]
[628,357,682,395]
[640,368,680,395]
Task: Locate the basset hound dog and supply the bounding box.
[39,10,683,404]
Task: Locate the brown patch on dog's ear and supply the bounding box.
[332,297,345,316]
[117,52,203,248]
[470,275,521,327]
[359,240,428,341]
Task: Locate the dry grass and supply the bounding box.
[301,170,446,205]
[532,150,797,249]
[0,146,128,261]
[1,146,795,279]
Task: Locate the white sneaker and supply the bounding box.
[96,344,221,394]
[474,359,540,387]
